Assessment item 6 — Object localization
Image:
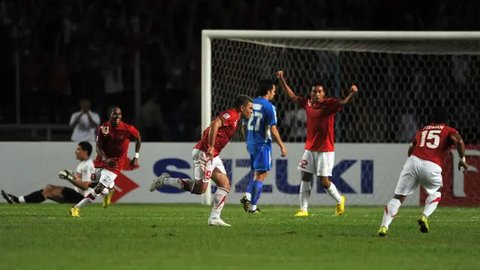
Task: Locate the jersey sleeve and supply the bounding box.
[127,124,140,139]
[298,97,308,108]
[266,104,277,127]
[219,109,237,127]
[328,98,343,112]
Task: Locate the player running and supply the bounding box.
[378,107,468,237]
[149,95,253,226]
[69,106,141,217]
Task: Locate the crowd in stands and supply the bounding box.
[0,0,478,141]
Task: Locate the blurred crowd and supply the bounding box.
[0,0,479,141]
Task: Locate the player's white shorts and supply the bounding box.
[97,168,118,189]
[394,155,442,196]
[297,150,335,177]
[192,148,226,182]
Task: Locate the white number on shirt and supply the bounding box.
[247,112,263,131]
[419,130,441,149]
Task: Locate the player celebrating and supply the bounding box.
[2,141,95,204]
[149,95,253,226]
[69,106,141,217]
[378,107,468,237]
[240,79,287,214]
[276,70,358,217]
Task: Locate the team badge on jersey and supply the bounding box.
[101,125,110,135]
[223,113,231,119]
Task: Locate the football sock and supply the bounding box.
[245,178,255,201]
[74,191,100,208]
[179,179,195,192]
[250,180,264,206]
[325,182,342,203]
[23,190,46,203]
[423,192,441,217]
[299,180,312,212]
[380,198,402,228]
[162,177,184,190]
[210,187,228,219]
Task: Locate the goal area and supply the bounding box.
[200,30,480,205]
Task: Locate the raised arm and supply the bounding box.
[339,85,358,105]
[276,70,300,102]
[450,132,468,171]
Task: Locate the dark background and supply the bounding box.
[0,0,478,141]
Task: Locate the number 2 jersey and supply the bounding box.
[410,123,458,168]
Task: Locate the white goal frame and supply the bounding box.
[200,30,480,204]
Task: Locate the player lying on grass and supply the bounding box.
[1,142,115,205]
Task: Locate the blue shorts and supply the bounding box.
[248,144,272,172]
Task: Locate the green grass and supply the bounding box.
[1,204,479,270]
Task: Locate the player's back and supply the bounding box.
[410,123,457,167]
[246,97,276,149]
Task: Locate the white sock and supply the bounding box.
[74,191,100,208]
[299,181,311,212]
[164,177,184,190]
[249,204,257,211]
[210,187,228,219]
[423,192,441,217]
[380,198,402,229]
[19,196,25,203]
[325,182,342,203]
[245,192,252,201]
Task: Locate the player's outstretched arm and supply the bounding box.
[276,70,299,102]
[451,133,468,171]
[339,85,358,105]
[271,125,287,157]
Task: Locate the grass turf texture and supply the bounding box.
[1,204,479,270]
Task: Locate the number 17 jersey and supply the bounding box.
[411,123,458,168]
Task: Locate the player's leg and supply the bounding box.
[149,149,203,193]
[1,188,46,204]
[62,187,85,204]
[240,154,255,212]
[42,184,68,203]
[208,168,230,226]
[417,162,443,233]
[296,150,315,216]
[249,170,267,213]
[70,169,117,217]
[318,152,344,215]
[248,144,271,213]
[379,157,419,236]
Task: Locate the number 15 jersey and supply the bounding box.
[411,123,458,168]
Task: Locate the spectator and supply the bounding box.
[69,98,100,142]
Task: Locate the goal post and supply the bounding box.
[201,30,480,205]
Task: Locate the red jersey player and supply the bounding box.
[276,70,358,217]
[378,107,468,237]
[149,95,253,226]
[70,106,141,217]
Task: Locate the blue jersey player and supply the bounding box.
[241,79,287,213]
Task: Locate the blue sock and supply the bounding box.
[251,180,264,206]
[245,178,255,196]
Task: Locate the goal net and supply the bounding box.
[201,31,480,205]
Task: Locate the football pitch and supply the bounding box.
[1,204,479,270]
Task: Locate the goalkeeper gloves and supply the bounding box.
[58,169,75,181]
